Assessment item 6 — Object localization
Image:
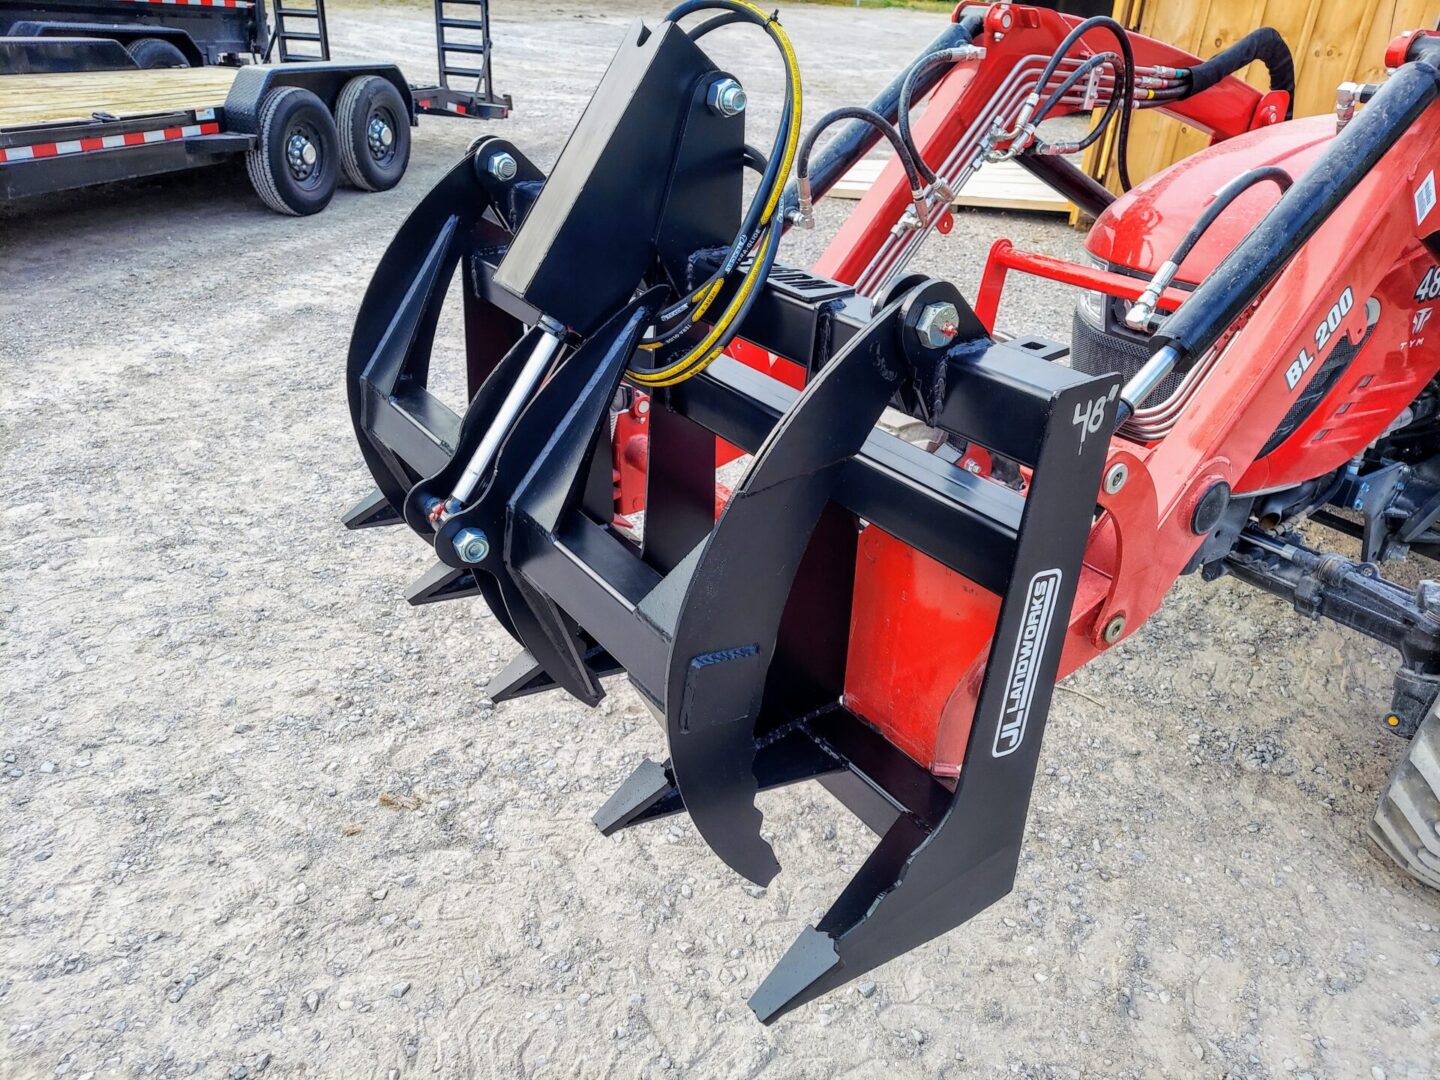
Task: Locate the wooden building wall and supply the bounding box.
[1084,0,1440,190]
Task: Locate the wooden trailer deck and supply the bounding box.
[0,68,240,129]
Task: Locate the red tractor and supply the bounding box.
[345,1,1440,1021]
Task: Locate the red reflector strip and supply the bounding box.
[120,0,253,7]
[0,121,220,163]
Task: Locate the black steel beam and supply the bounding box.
[672,357,1024,595]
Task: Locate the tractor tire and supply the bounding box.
[335,76,410,192]
[244,86,339,217]
[126,38,189,69]
[1369,701,1440,890]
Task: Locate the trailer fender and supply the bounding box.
[8,21,204,66]
[0,35,134,74]
[224,63,416,135]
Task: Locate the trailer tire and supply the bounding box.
[1369,701,1440,891]
[335,76,410,192]
[126,38,189,69]
[245,86,340,217]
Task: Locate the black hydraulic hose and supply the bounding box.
[1029,51,1126,157]
[687,9,749,38]
[781,16,980,218]
[896,21,986,185]
[1168,166,1293,271]
[1123,165,1292,329]
[722,216,785,339]
[1184,28,1296,120]
[1153,60,1440,363]
[897,51,956,184]
[669,0,794,246]
[1027,15,1135,191]
[797,107,925,209]
[657,0,797,324]
[1035,52,1121,118]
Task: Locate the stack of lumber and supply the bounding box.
[0,68,239,128]
[829,157,1071,215]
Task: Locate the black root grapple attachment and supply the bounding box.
[344,14,1119,1022]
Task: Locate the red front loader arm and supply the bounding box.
[833,10,1440,773]
[816,3,1283,288]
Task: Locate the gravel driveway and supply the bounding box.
[2,2,1438,1077]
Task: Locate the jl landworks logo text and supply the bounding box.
[992,569,1063,757]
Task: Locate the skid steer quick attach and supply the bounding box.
[344,2,1440,1020]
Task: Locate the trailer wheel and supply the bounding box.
[1369,701,1440,890]
[335,76,411,192]
[126,38,189,69]
[245,86,340,217]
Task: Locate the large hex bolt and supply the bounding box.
[707,77,747,118]
[454,528,491,564]
[916,302,961,349]
[487,151,519,182]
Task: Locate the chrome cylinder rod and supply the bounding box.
[446,317,566,510]
[1120,344,1181,414]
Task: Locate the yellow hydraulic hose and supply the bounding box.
[627,1,802,387]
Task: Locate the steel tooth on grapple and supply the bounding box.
[341,487,402,531]
[344,14,1123,1023]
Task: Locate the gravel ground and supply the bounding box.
[3,2,1440,1077]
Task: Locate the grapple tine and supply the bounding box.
[341,487,402,530]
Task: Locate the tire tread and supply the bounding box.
[1371,704,1440,890]
[336,76,378,192]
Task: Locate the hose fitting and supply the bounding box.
[1035,138,1084,157]
[797,176,815,228]
[1125,259,1179,330]
[987,91,1040,160]
[911,187,934,226]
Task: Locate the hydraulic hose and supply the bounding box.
[631,217,785,388]
[1183,28,1295,120]
[795,106,925,227]
[1123,165,1293,331]
[895,22,985,186]
[629,0,803,387]
[1029,51,1126,157]
[654,1,799,321]
[778,16,979,221]
[686,9,749,38]
[1029,15,1135,190]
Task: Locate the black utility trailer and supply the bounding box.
[0,0,512,119]
[0,0,271,67]
[0,49,416,213]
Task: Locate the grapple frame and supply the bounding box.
[347,131,1117,1017]
[345,3,1440,1020]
